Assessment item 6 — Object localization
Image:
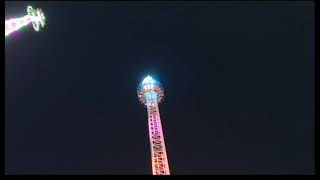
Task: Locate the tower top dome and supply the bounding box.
[137,75,164,105]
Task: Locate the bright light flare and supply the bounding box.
[142,75,155,85]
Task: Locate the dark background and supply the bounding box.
[5,1,314,175]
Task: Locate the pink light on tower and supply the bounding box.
[137,75,171,175]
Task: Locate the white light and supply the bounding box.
[142,75,155,84]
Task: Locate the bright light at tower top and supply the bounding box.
[142,75,155,85]
[137,75,164,105]
[140,75,162,89]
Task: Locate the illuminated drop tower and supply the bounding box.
[137,75,170,175]
[5,6,46,37]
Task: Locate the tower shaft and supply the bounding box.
[5,15,33,36]
[147,102,170,175]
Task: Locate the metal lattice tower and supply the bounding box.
[137,75,170,175]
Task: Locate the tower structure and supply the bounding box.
[137,75,170,175]
[5,6,46,37]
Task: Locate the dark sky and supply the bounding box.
[5,1,314,175]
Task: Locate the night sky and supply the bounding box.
[5,1,314,175]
